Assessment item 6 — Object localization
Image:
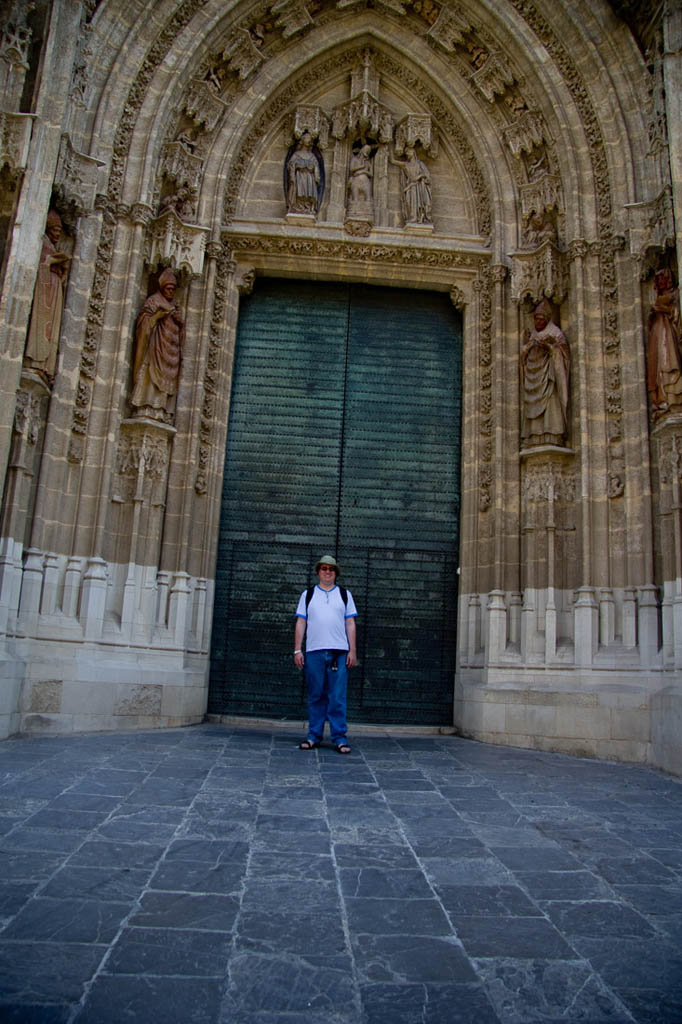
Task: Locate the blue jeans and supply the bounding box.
[304,649,348,746]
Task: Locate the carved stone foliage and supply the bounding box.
[195,243,234,496]
[474,267,495,513]
[226,231,488,273]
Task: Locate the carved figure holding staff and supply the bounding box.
[131,268,184,423]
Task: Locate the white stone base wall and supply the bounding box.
[456,588,682,775]
[0,543,212,738]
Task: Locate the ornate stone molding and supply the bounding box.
[427,5,472,52]
[503,111,547,157]
[519,173,562,221]
[225,231,488,272]
[0,14,32,70]
[625,187,675,278]
[509,240,569,304]
[222,28,265,80]
[271,0,314,38]
[395,115,437,158]
[235,265,255,294]
[113,419,175,505]
[0,111,33,177]
[222,46,492,238]
[53,133,104,216]
[144,208,210,277]
[183,78,228,133]
[13,377,46,445]
[289,105,330,148]
[471,52,515,102]
[522,460,577,503]
[195,243,233,495]
[161,139,205,193]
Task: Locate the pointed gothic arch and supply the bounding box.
[0,0,679,773]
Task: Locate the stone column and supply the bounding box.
[0,0,83,489]
[569,240,598,662]
[663,2,682,294]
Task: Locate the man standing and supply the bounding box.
[294,555,357,753]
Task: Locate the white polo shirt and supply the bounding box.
[295,585,358,652]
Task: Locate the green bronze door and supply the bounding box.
[208,278,462,725]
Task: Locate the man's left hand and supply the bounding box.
[346,651,357,668]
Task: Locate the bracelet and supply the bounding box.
[294,650,302,655]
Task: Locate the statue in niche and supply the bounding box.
[131,268,184,423]
[23,209,70,385]
[521,298,570,447]
[646,268,682,420]
[348,144,373,203]
[285,132,322,215]
[390,146,432,226]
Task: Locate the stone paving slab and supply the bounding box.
[0,724,680,1023]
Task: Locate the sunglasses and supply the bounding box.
[319,565,336,571]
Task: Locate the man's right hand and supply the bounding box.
[294,652,304,669]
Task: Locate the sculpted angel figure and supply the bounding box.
[390,145,432,225]
[647,268,682,419]
[24,209,70,384]
[131,268,184,422]
[521,298,570,447]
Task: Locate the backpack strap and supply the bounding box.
[305,585,348,611]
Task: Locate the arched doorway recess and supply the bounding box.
[2,1,680,773]
[208,276,463,724]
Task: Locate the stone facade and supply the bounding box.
[0,0,680,775]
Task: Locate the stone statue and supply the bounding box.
[524,211,556,247]
[391,146,432,225]
[521,298,570,446]
[286,132,321,215]
[131,268,184,422]
[23,209,70,385]
[647,268,682,420]
[348,144,373,203]
[159,185,196,221]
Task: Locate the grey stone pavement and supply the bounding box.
[0,724,681,1024]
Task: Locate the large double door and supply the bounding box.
[208,278,462,724]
